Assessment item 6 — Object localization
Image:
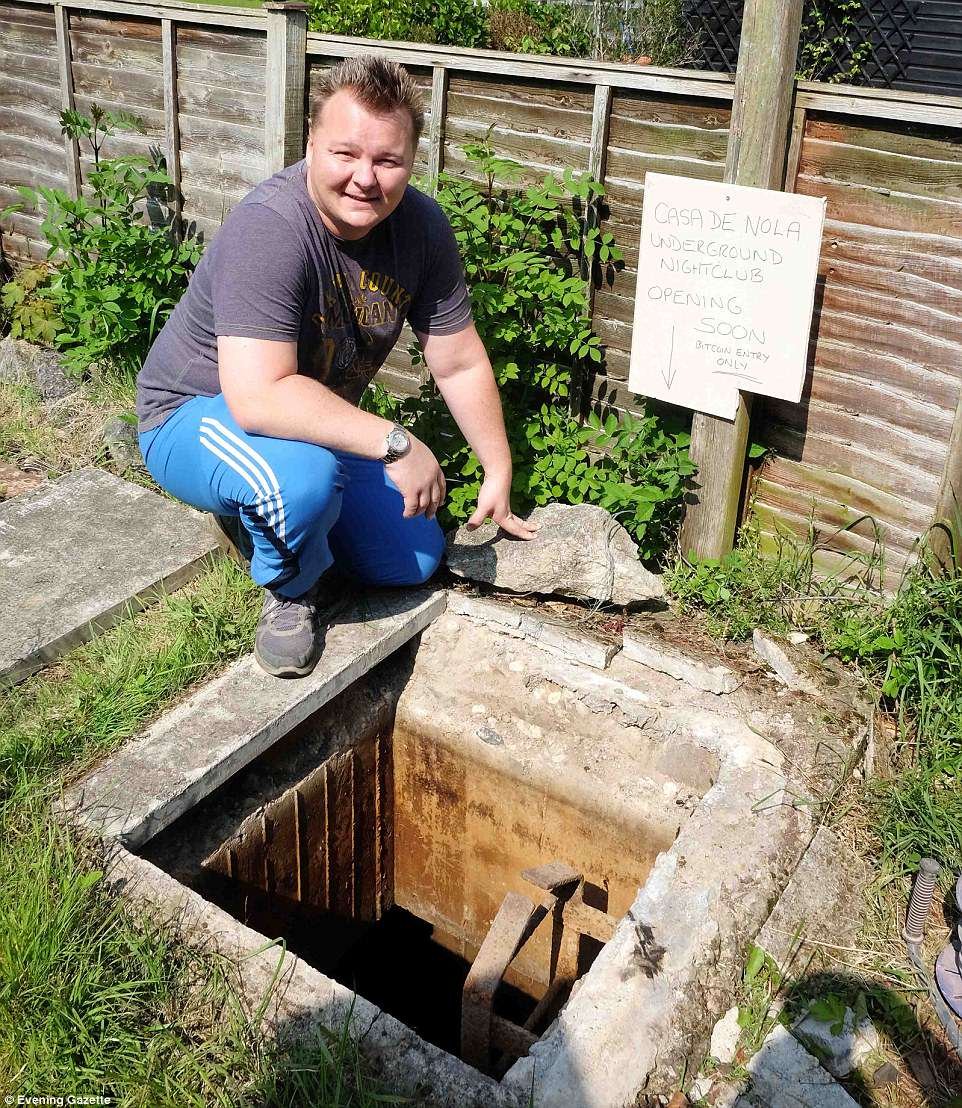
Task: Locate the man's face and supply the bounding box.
[304,89,415,241]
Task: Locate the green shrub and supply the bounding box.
[370,141,694,564]
[487,0,591,57]
[0,263,59,345]
[307,0,487,47]
[798,0,873,84]
[2,105,201,378]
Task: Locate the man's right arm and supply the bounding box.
[218,335,391,457]
[218,336,445,519]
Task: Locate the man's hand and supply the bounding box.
[466,473,538,540]
[386,436,446,519]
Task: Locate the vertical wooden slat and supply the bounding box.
[322,760,333,911]
[933,391,962,559]
[53,3,81,199]
[782,105,807,192]
[679,0,805,560]
[161,18,183,240]
[576,81,613,417]
[427,63,449,185]
[264,0,308,174]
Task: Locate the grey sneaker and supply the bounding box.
[254,586,321,678]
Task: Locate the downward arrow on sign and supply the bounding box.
[660,325,678,389]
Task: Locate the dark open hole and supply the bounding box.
[143,649,683,1071]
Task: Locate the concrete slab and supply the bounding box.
[0,467,219,686]
[756,825,870,969]
[736,1024,860,1107]
[446,593,619,670]
[64,589,445,848]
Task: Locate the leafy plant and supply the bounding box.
[605,0,697,65]
[488,0,591,57]
[2,105,201,378]
[307,0,487,47]
[798,0,873,84]
[0,263,59,344]
[374,140,694,564]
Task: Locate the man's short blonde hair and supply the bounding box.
[309,56,425,147]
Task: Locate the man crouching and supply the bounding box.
[136,55,534,678]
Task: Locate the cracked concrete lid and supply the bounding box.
[0,467,218,686]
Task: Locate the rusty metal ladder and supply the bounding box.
[460,861,618,1074]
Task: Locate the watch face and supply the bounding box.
[387,427,409,453]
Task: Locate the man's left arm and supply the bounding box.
[415,322,537,540]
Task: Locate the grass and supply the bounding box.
[0,554,395,1104]
[0,367,137,482]
[667,517,962,1105]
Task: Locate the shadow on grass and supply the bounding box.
[779,968,962,1106]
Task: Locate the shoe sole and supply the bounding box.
[254,640,321,678]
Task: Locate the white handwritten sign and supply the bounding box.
[627,173,826,420]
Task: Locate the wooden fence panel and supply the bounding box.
[68,12,165,195]
[2,1,962,577]
[591,93,730,406]
[751,110,962,584]
[176,23,266,240]
[0,0,65,259]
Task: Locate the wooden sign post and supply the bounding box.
[677,0,806,560]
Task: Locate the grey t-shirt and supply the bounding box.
[136,160,473,432]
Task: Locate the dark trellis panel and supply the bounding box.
[681,0,955,93]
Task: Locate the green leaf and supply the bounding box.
[744,945,766,985]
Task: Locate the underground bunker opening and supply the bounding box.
[143,634,709,1072]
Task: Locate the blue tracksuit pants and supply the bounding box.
[138,393,444,598]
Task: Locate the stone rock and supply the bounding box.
[0,460,44,500]
[623,630,739,694]
[752,630,822,697]
[709,1006,742,1065]
[102,416,143,472]
[792,1005,881,1079]
[737,1024,860,1107]
[870,1061,899,1087]
[756,825,869,969]
[0,337,75,401]
[446,503,664,606]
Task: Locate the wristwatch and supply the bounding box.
[381,422,412,464]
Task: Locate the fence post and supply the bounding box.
[53,4,81,200]
[677,0,805,560]
[264,1,309,174]
[572,81,612,418]
[161,18,183,240]
[427,64,449,185]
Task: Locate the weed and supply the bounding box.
[3,105,202,379]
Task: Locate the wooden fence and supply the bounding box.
[2,0,961,585]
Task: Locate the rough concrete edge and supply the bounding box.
[102,845,518,1108]
[446,591,620,670]
[741,1023,862,1107]
[754,822,872,970]
[502,756,813,1107]
[621,630,740,695]
[62,590,448,849]
[2,548,220,689]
